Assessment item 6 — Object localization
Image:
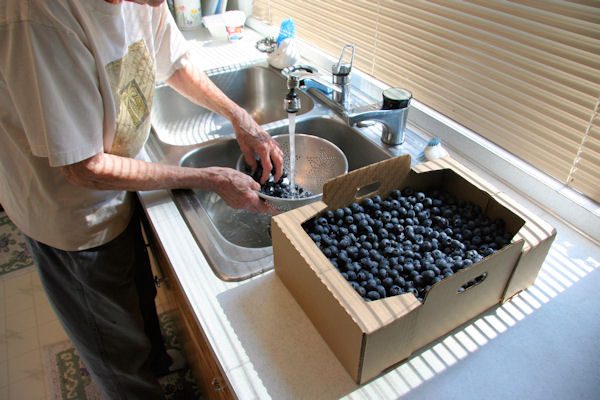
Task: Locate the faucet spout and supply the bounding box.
[284,75,302,113]
[348,108,409,146]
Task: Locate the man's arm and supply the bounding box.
[165,60,284,184]
[60,152,276,214]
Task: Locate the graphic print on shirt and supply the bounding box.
[105,40,155,158]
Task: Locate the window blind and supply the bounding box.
[251,0,600,203]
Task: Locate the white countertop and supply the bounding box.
[139,26,600,400]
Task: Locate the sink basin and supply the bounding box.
[151,65,314,145]
[145,63,429,282]
[169,116,392,281]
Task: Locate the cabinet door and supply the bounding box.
[140,210,234,400]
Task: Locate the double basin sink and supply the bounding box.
[146,63,425,281]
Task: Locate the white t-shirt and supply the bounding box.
[0,0,189,250]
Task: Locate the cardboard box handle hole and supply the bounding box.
[355,181,382,200]
[457,272,487,293]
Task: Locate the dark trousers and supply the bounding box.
[25,212,170,399]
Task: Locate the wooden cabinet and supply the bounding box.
[140,211,235,400]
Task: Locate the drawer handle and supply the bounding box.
[154,275,166,288]
[212,377,224,392]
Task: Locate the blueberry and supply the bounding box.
[382,276,394,288]
[422,270,436,281]
[350,202,363,213]
[356,286,367,297]
[366,279,378,292]
[421,240,433,252]
[378,228,389,239]
[390,189,402,200]
[393,276,406,287]
[357,271,369,281]
[361,197,374,209]
[346,245,359,259]
[389,285,402,296]
[378,268,388,279]
[367,291,381,301]
[358,247,370,259]
[414,274,425,286]
[338,237,352,250]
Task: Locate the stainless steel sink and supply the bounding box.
[164,116,391,281]
[145,62,429,281]
[151,65,314,145]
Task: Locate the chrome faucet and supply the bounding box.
[348,88,412,145]
[283,65,343,113]
[283,44,412,145]
[283,44,355,113]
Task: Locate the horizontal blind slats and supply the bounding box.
[481,0,600,26]
[374,35,595,130]
[452,0,600,44]
[380,2,599,90]
[251,0,600,202]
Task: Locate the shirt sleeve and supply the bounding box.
[152,3,191,83]
[0,21,104,167]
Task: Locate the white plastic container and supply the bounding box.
[202,14,228,40]
[174,0,202,30]
[223,10,246,41]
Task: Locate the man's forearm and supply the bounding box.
[60,152,223,192]
[166,60,245,124]
[60,151,272,213]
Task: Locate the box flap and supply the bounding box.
[322,155,411,210]
[272,207,369,382]
[493,192,556,252]
[492,192,557,301]
[411,237,524,351]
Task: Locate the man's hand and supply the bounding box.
[211,167,279,214]
[231,108,284,185]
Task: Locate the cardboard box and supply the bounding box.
[272,155,556,384]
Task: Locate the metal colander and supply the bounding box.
[237,134,348,211]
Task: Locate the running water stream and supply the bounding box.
[288,112,297,197]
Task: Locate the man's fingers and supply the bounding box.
[242,148,257,172]
[259,155,273,184]
[271,145,284,182]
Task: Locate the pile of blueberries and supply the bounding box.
[243,160,313,199]
[302,187,514,302]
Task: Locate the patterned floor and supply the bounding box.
[0,211,201,399]
[42,311,202,400]
[0,211,35,280]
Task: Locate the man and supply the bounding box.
[0,0,283,398]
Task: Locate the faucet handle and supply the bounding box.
[282,65,318,81]
[382,88,412,110]
[332,44,355,76]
